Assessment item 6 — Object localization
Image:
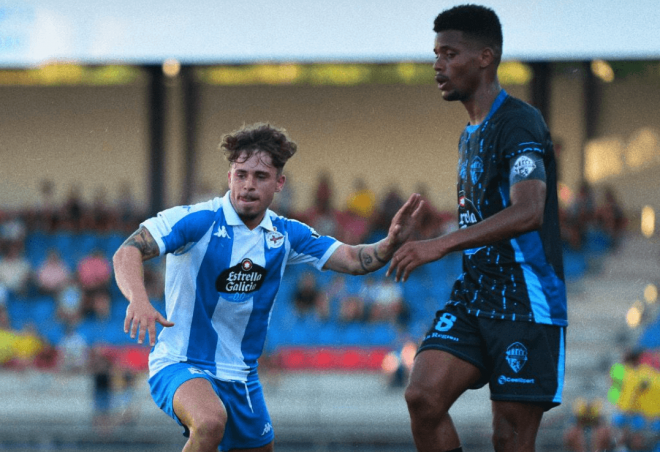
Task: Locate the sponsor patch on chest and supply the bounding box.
[216,258,267,296]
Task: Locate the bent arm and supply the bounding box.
[434,179,546,255]
[388,180,546,282]
[324,193,424,275]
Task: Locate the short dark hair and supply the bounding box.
[434,4,503,60]
[220,123,297,172]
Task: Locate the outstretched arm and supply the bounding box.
[113,226,174,346]
[323,193,424,275]
[387,179,546,282]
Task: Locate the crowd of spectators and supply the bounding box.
[0,175,631,372]
[560,181,628,251]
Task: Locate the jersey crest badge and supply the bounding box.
[470,157,484,183]
[505,342,528,373]
[266,230,285,249]
[513,156,536,178]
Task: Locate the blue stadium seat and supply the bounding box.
[368,322,397,347]
[24,232,52,267]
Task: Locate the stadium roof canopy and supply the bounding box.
[1,0,659,68]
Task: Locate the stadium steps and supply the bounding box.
[561,233,660,417]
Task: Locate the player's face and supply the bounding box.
[433,30,483,102]
[228,151,285,229]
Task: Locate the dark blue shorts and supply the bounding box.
[149,363,274,451]
[418,302,565,410]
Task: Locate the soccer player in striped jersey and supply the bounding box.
[113,123,422,452]
[386,5,567,452]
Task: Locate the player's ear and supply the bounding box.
[480,47,496,68]
[275,174,286,193]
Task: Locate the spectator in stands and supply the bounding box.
[563,181,597,249]
[0,240,32,297]
[90,186,114,232]
[339,177,376,244]
[89,346,114,431]
[143,259,165,302]
[596,185,627,248]
[0,212,27,254]
[33,179,59,232]
[76,248,112,317]
[414,182,455,239]
[368,185,405,242]
[563,397,613,452]
[300,171,341,239]
[35,249,71,296]
[57,323,89,373]
[56,281,84,326]
[0,284,10,338]
[269,174,296,219]
[116,181,140,232]
[362,276,409,326]
[88,290,111,322]
[292,271,326,320]
[62,184,86,232]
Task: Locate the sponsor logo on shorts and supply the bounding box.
[498,375,536,385]
[261,422,273,436]
[505,342,528,373]
[426,332,459,342]
[187,367,204,375]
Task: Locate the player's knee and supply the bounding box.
[405,383,445,419]
[189,411,227,446]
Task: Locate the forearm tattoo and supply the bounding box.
[122,226,160,261]
[358,246,374,273]
[373,245,387,264]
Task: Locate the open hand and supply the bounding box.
[386,239,440,283]
[124,299,174,346]
[387,193,424,248]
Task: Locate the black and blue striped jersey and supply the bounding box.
[448,90,567,326]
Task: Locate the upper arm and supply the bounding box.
[117,226,160,262]
[510,179,546,228]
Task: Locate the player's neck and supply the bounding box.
[464,80,502,126]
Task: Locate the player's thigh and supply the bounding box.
[407,349,482,412]
[173,377,227,429]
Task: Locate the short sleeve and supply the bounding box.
[142,203,217,255]
[285,220,342,270]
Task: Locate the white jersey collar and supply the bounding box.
[222,191,275,232]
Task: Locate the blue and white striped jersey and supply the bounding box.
[142,191,341,382]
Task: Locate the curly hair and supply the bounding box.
[219,123,298,172]
[433,4,503,62]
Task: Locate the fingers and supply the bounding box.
[125,307,173,346]
[386,245,418,282]
[157,313,175,328]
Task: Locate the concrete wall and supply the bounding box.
[0,69,658,218]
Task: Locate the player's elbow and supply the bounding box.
[522,209,544,232]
